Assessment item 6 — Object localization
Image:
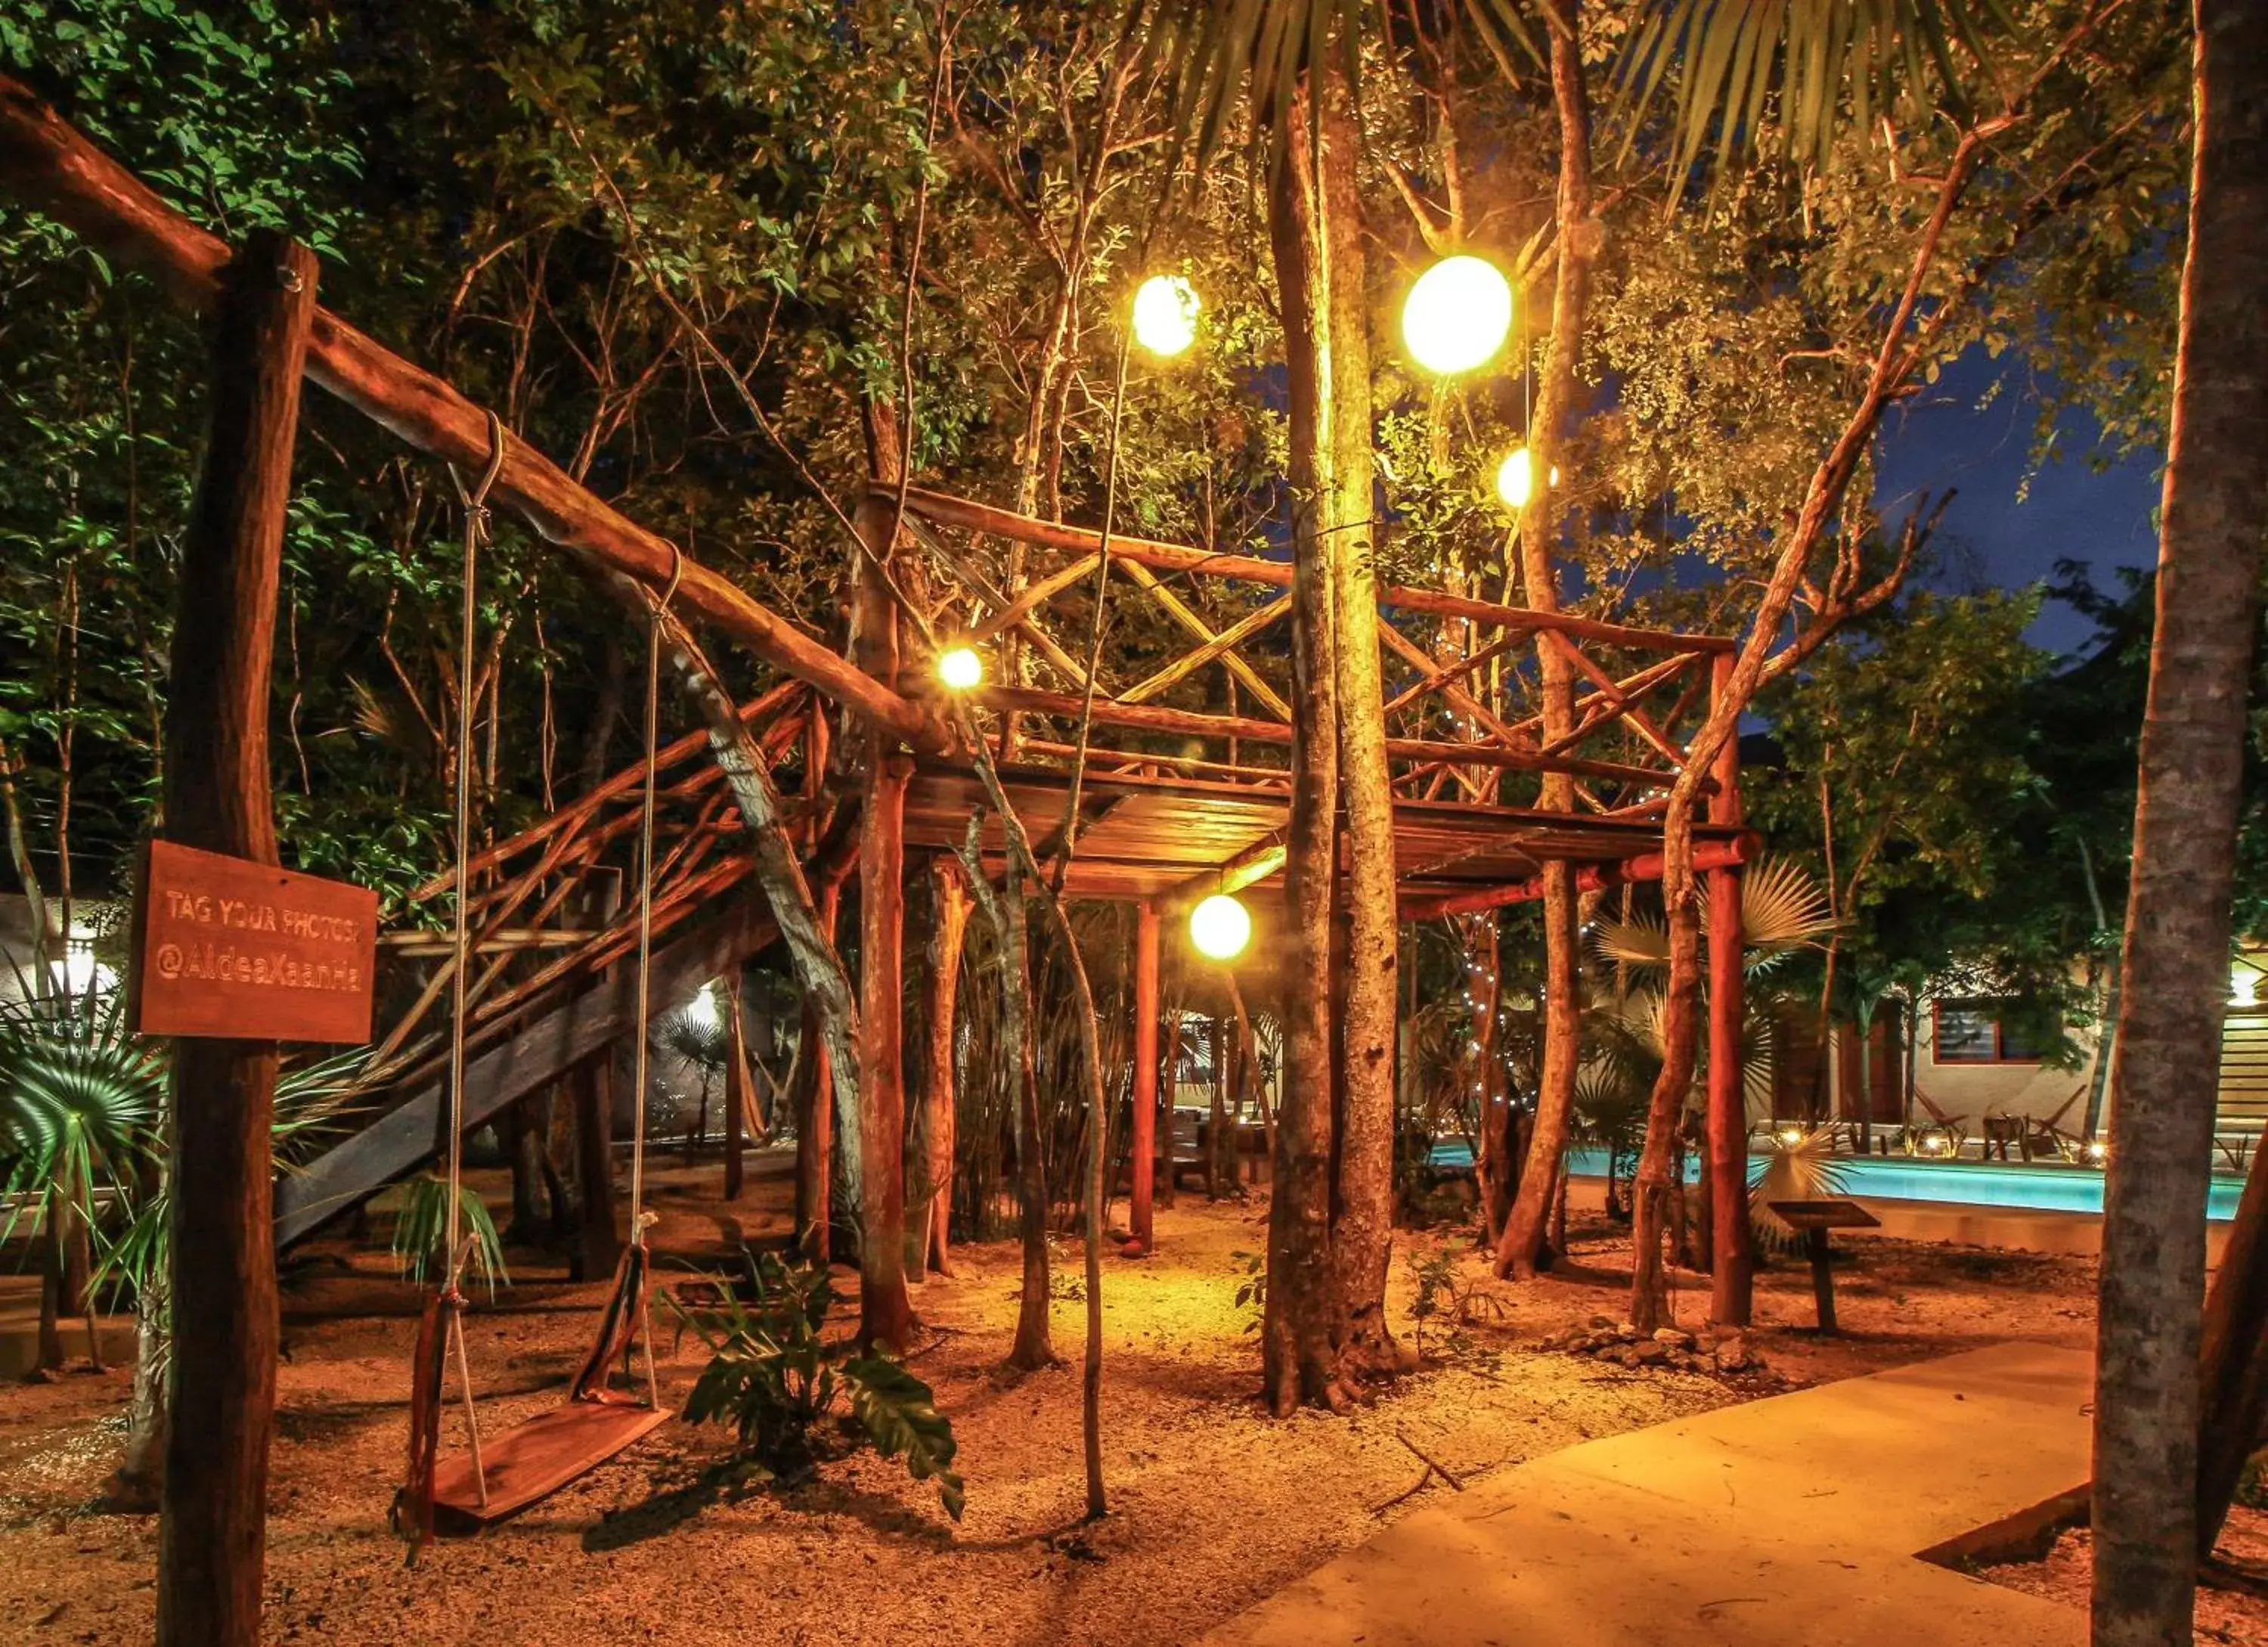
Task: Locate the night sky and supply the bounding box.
[1873,346,2164,658]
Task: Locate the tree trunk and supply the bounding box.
[1706,654,1753,1323]
[1262,69,1352,1416]
[921,858,969,1276]
[850,495,911,1351]
[1004,856,1054,1369]
[1497,5,1598,1283]
[1629,819,1704,1333]
[1311,73,1402,1382]
[2200,1114,2268,1556]
[156,230,313,1647]
[1129,900,1160,1254]
[2096,0,2268,1633]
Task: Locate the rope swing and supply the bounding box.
[392,417,673,1548]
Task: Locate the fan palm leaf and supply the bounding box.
[1617,0,2014,179]
[1746,1124,1854,1251]
[1589,856,1836,972]
[1147,0,2011,187]
[0,992,160,1245]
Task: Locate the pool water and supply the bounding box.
[1424,1142,2242,1221]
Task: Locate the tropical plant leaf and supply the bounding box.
[1613,0,2014,182]
[1737,855,1839,959]
[389,1174,509,1298]
[842,1354,964,1521]
[1746,1124,1854,1252]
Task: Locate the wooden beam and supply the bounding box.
[155,232,311,1647]
[1399,833,1760,920]
[274,894,780,1247]
[1117,561,1294,719]
[0,76,934,748]
[1162,833,1287,908]
[974,684,1694,792]
[1119,594,1292,706]
[899,485,1735,654]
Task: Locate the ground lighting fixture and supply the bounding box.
[1402,253,1514,376]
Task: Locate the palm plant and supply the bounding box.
[0,988,161,1371]
[655,994,730,1149]
[388,1173,508,1298]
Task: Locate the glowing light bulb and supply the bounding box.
[685,982,720,1031]
[1776,1125,1805,1148]
[1132,274,1201,357]
[1189,892,1250,960]
[1402,254,1514,376]
[937,645,984,691]
[1497,448,1534,510]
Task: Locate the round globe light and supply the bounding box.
[1132,274,1201,358]
[1496,447,1534,510]
[1402,253,1514,375]
[1189,892,1251,961]
[937,644,984,691]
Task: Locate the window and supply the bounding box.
[1933,999,2045,1065]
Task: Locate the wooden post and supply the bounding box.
[1805,1227,1839,1335]
[1706,652,1753,1326]
[723,974,748,1202]
[1208,1013,1228,1199]
[851,491,911,1351]
[570,1056,618,1279]
[921,857,969,1277]
[1129,900,1160,1254]
[571,874,622,1282]
[154,229,314,1647]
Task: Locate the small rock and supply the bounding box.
[1716,1338,1750,1372]
[1588,1314,1616,1329]
[1653,1327,1695,1349]
[1634,1341,1670,1365]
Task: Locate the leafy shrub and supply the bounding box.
[1231,1248,1267,1333]
[390,1174,508,1297]
[669,1250,962,1521]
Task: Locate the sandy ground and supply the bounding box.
[1975,1510,2268,1644]
[0,1162,2131,1645]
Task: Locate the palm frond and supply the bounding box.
[1147,0,1543,178]
[1737,855,1839,960]
[1615,0,2013,181]
[390,1174,508,1298]
[1591,910,1671,969]
[1745,1124,1854,1252]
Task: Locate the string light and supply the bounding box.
[1132,274,1201,357]
[937,645,984,690]
[1402,254,1514,376]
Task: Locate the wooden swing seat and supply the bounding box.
[430,1400,673,1532]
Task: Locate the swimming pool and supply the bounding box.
[1425,1142,2242,1221]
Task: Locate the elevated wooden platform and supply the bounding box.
[906,761,1749,906]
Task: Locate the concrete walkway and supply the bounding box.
[1208,1343,2093,1647]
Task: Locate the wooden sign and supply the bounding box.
[129,839,378,1044]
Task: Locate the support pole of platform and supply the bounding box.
[852,489,911,1351]
[155,229,313,1647]
[1706,652,1753,1326]
[921,855,970,1277]
[1130,899,1160,1255]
